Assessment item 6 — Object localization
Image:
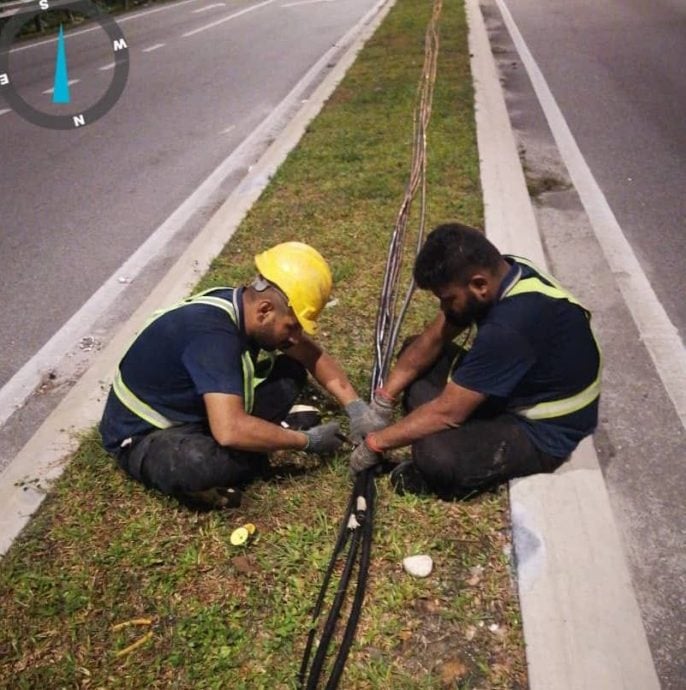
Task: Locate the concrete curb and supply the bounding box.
[0,0,397,556]
[466,1,661,688]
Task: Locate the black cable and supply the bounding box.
[325,471,376,689]
[297,488,357,686]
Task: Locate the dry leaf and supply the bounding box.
[440,657,468,685]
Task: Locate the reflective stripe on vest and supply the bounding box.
[502,257,603,421]
[112,288,272,429]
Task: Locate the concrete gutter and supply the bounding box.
[0,0,397,556]
[466,0,661,687]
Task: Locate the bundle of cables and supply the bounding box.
[297,1,443,687]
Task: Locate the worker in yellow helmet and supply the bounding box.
[99,242,385,509]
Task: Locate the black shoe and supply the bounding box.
[282,404,321,431]
[182,486,242,510]
[389,461,431,497]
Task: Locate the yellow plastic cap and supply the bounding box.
[254,242,333,335]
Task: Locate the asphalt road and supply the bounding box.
[0,0,379,389]
[490,0,686,686]
[500,0,686,340]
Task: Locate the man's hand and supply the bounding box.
[345,399,390,443]
[349,437,382,474]
[302,422,343,455]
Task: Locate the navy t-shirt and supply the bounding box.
[452,259,600,458]
[100,288,252,453]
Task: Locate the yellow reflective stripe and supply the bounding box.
[113,369,173,429]
[515,377,601,420]
[504,276,586,311]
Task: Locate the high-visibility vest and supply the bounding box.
[450,257,602,421]
[112,287,273,430]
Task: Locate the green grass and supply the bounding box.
[0,1,527,687]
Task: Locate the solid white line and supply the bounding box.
[282,0,335,7]
[142,43,165,52]
[0,108,10,116]
[182,0,276,37]
[192,2,226,12]
[495,0,686,429]
[8,0,206,53]
[42,78,79,95]
[99,62,115,71]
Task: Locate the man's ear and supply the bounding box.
[468,273,490,299]
[256,298,276,322]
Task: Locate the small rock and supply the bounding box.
[117,276,132,284]
[402,554,433,578]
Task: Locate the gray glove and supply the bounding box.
[302,421,343,455]
[345,399,389,443]
[370,389,395,425]
[349,439,381,474]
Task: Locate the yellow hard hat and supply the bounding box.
[254,242,333,335]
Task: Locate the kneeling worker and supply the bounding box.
[100,242,385,508]
[350,223,602,499]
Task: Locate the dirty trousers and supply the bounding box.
[114,356,306,498]
[405,343,566,500]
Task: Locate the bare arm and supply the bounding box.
[204,392,308,451]
[369,381,485,450]
[382,312,461,399]
[285,336,359,406]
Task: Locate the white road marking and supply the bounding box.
[142,43,165,52]
[192,3,226,13]
[282,0,335,7]
[495,0,686,429]
[42,79,79,95]
[0,108,11,116]
[7,0,206,53]
[221,124,236,134]
[183,0,277,38]
[99,62,115,71]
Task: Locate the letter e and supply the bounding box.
[0,73,9,86]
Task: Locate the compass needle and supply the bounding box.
[52,25,70,104]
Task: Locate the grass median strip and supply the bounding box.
[0,1,528,687]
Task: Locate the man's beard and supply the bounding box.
[444,294,490,329]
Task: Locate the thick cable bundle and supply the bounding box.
[297,2,443,687]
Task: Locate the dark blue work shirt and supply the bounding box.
[100,288,251,453]
[452,258,600,458]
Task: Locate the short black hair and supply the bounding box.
[414,222,501,290]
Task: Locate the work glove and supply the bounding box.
[369,388,395,425]
[302,421,343,455]
[349,437,382,475]
[345,398,390,444]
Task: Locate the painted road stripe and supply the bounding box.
[7,0,205,54]
[221,124,236,134]
[99,62,115,71]
[42,79,79,95]
[192,3,226,13]
[183,0,277,38]
[282,0,336,7]
[0,108,11,116]
[142,43,165,52]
